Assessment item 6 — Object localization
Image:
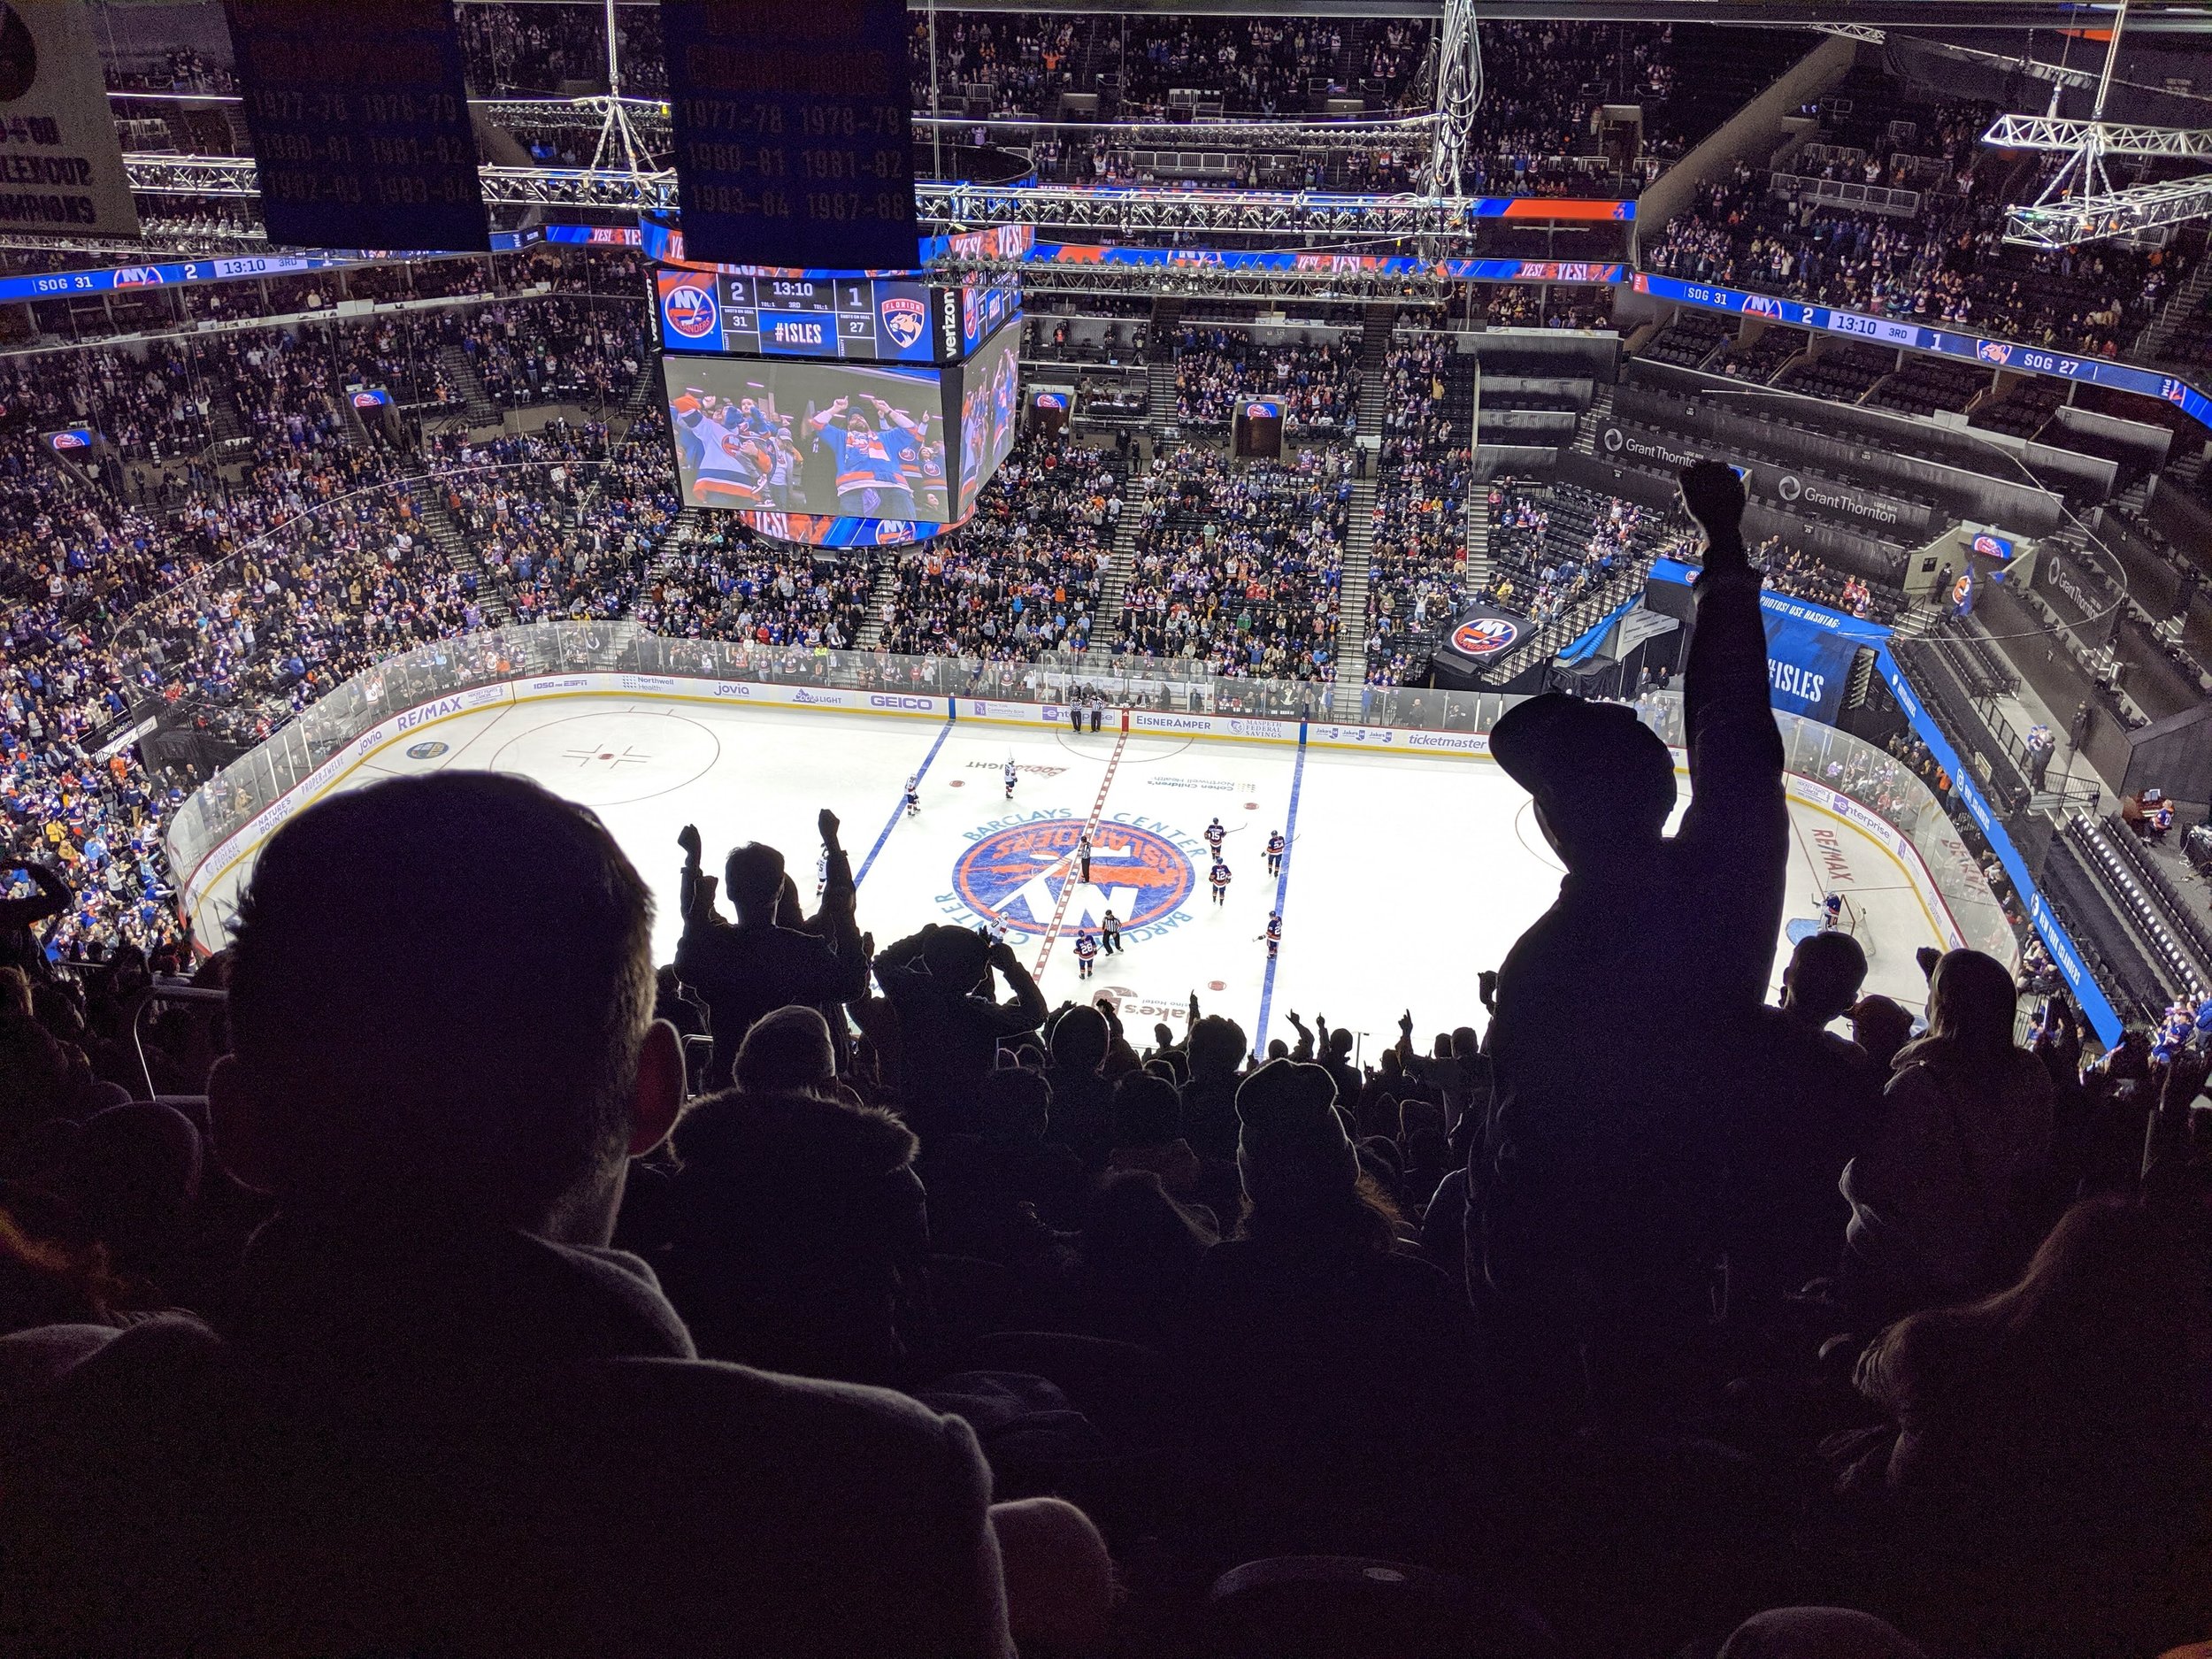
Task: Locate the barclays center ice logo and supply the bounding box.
[952,818,1194,935]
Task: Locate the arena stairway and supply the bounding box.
[856,550,902,651]
[621,357,659,420]
[2138,257,2212,366]
[1331,472,1379,716]
[1463,483,1493,590]
[438,342,501,426]
[417,485,512,624]
[1090,479,1145,650]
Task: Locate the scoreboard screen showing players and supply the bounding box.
[664,356,952,523]
[953,322,1022,520]
[657,268,950,363]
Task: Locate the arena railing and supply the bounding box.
[164,623,2010,978]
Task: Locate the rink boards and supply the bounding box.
[178,674,1976,1050]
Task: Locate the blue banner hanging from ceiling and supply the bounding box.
[660,0,919,272]
[225,0,488,252]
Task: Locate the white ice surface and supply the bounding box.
[188,698,1949,1056]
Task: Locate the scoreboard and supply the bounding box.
[657,267,1018,365]
[657,269,946,363]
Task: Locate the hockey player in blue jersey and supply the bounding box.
[1264,830,1286,877]
[1821,892,1845,931]
[1074,926,1098,980]
[1204,817,1226,860]
[1209,859,1231,905]
[1265,910,1282,959]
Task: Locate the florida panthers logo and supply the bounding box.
[1977,339,2014,365]
[1451,616,1518,657]
[659,276,718,342]
[879,295,927,349]
[1970,533,2008,559]
[954,820,1194,936]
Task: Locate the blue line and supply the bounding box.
[856,705,956,888]
[1251,720,1309,1057]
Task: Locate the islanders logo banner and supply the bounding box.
[954,819,1193,935]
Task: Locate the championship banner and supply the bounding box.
[226,0,488,251]
[0,0,137,238]
[1436,603,1531,669]
[661,0,918,271]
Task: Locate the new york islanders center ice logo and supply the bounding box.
[955,819,1193,935]
[1452,615,1518,657]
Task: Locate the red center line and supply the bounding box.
[1031,718,1130,978]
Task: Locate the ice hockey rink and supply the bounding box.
[185,695,1963,1058]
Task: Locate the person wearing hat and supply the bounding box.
[1474,459,1787,1410]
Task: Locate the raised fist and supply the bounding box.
[1677,460,1745,545]
[677,823,702,862]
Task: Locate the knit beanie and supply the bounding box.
[1235,1058,1356,1210]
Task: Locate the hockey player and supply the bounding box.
[1821,892,1844,931]
[904,775,921,818]
[1003,757,1018,801]
[1265,910,1282,960]
[1074,926,1099,980]
[1204,817,1226,860]
[1264,830,1286,877]
[1101,908,1121,956]
[1210,859,1232,906]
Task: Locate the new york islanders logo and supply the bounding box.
[955,820,1193,935]
[1452,616,1518,657]
[879,294,927,349]
[872,519,916,545]
[659,277,718,341]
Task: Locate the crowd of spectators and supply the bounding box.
[1484,479,1682,627]
[876,435,1123,661]
[1643,105,2188,357]
[907,13,1079,119]
[1755,534,1897,621]
[456,1,666,96]
[4,465,2207,1659]
[449,297,649,411]
[1172,328,1357,434]
[642,527,874,653]
[435,422,677,624]
[1368,336,1473,686]
[1118,443,1348,680]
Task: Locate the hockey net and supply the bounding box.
[1815,890,1875,959]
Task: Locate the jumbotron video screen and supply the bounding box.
[664,357,951,522]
